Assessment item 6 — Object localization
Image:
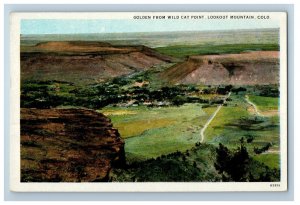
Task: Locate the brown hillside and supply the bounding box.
[21,41,174,84]
[161,51,279,85]
[21,108,125,182]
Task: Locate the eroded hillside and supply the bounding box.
[21,41,174,84]
[161,51,279,85]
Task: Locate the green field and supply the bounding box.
[155,44,279,58]
[253,153,280,169]
[203,93,280,169]
[204,106,249,144]
[206,94,279,140]
[248,95,279,112]
[100,104,216,162]
[107,92,281,181]
[101,92,280,170]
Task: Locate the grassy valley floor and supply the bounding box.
[101,91,280,171]
[100,104,216,162]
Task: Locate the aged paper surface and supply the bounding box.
[10,12,287,192]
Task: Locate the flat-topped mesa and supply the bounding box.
[28,41,137,54]
[21,108,125,182]
[161,51,279,85]
[35,41,112,48]
[28,42,174,62]
[21,41,174,84]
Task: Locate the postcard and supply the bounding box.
[10,12,287,192]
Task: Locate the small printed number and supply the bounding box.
[270,184,280,187]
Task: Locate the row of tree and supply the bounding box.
[21,80,238,109]
[215,140,279,182]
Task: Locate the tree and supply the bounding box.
[172,95,187,106]
[225,85,233,92]
[228,143,250,181]
[214,143,231,181]
[214,141,250,182]
[232,87,247,95]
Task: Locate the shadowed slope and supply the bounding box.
[21,41,174,84]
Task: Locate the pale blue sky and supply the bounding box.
[21,19,280,34]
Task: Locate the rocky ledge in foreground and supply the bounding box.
[21,108,125,182]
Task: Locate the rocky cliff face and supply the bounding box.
[161,51,279,85]
[21,108,125,182]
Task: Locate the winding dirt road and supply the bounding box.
[200,92,231,143]
[245,95,263,116]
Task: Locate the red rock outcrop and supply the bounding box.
[21,108,125,182]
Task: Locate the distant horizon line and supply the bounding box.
[20,27,279,36]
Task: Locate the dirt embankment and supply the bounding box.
[161,51,279,85]
[21,41,174,84]
[21,108,125,182]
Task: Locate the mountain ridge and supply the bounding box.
[21,41,174,84]
[160,51,279,85]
